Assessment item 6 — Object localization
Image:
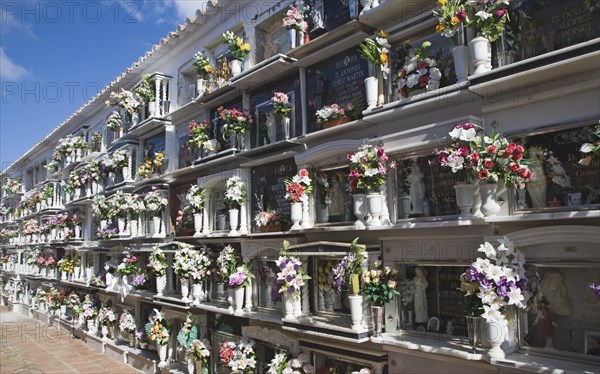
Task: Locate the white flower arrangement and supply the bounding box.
[144,189,168,217]
[224,176,247,208]
[267,351,314,374]
[203,139,221,153]
[185,185,204,213]
[174,245,198,279]
[398,41,441,98]
[216,245,237,279]
[119,311,136,333]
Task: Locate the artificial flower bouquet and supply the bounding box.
[464,0,510,42]
[285,168,312,203]
[216,245,238,281]
[398,41,442,98]
[358,30,391,78]
[254,210,285,227]
[119,310,136,334]
[276,241,311,297]
[106,110,124,131]
[459,237,529,326]
[187,339,211,364]
[106,88,142,115]
[271,92,292,119]
[186,185,205,214]
[218,106,253,136]
[267,351,314,374]
[332,238,367,295]
[347,144,396,192]
[174,245,199,279]
[145,308,169,346]
[314,171,332,206]
[193,51,217,79]
[433,0,469,40]
[438,122,533,188]
[187,120,213,151]
[282,2,309,32]
[117,253,138,276]
[315,103,350,124]
[219,338,257,373]
[579,123,600,166]
[147,246,168,277]
[222,31,251,61]
[189,248,212,284]
[98,305,118,326]
[228,265,254,288]
[224,176,247,209]
[137,152,165,179]
[361,260,399,307]
[3,177,22,195]
[144,188,168,217]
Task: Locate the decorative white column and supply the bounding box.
[202,188,212,236]
[239,202,248,235]
[154,77,161,117]
[380,182,392,226]
[125,148,134,182]
[300,258,310,317]
[301,197,313,229]
[165,253,175,295]
[92,252,100,277]
[244,274,253,312]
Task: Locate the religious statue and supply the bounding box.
[540,271,571,316]
[532,298,558,348]
[266,111,277,144]
[407,161,425,215]
[310,0,325,31]
[527,147,547,209]
[413,267,429,324]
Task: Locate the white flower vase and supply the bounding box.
[365,76,378,109]
[289,28,297,49]
[228,209,239,236]
[480,183,501,216]
[360,0,373,15]
[227,288,235,314]
[157,343,168,367]
[469,36,492,75]
[87,319,97,334]
[117,218,126,235]
[353,194,367,229]
[131,112,140,127]
[156,275,166,296]
[290,202,302,230]
[188,358,195,374]
[234,287,245,315]
[74,226,81,239]
[454,183,474,220]
[452,45,470,83]
[283,117,291,139]
[293,292,303,318]
[122,167,131,182]
[60,305,67,318]
[196,79,206,98]
[349,295,364,331]
[152,216,164,238]
[484,319,506,359]
[181,277,190,302]
[129,219,138,237]
[193,213,203,237]
[148,101,157,117]
[229,59,242,77]
[367,192,383,226]
[101,325,109,340]
[61,271,68,281]
[283,292,296,320]
[73,267,81,281]
[316,204,329,223]
[192,283,205,306]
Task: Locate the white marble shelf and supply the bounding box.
[483,209,600,223]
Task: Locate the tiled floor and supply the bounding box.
[0,306,141,374]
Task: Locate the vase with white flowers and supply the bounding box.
[174,245,198,302]
[284,169,312,230]
[185,185,205,237]
[224,176,247,236]
[144,188,168,237]
[277,241,311,319]
[222,31,251,77]
[193,51,216,97]
[459,237,529,359]
[147,246,168,296]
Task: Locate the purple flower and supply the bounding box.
[466,267,480,282]
[456,9,466,21]
[590,283,600,297]
[480,278,494,289]
[287,285,296,294]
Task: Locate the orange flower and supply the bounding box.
[451,16,460,25]
[150,335,156,341]
[435,23,445,33]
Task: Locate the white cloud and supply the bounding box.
[170,0,211,21]
[0,47,30,81]
[0,12,36,39]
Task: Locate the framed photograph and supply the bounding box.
[584,330,600,356]
[427,316,440,332]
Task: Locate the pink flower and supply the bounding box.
[298,169,309,178]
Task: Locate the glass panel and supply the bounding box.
[395,154,464,220]
[258,261,283,310]
[515,123,600,211]
[525,266,600,355]
[254,91,296,147]
[315,258,349,314]
[397,265,468,337]
[315,168,355,224]
[314,353,374,373]
[504,0,600,64]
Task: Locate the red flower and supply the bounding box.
[510,163,520,172]
[470,153,480,163]
[417,61,428,70]
[494,8,507,19]
[518,168,529,178]
[484,159,494,169]
[418,75,430,88]
[487,145,497,154]
[479,170,489,179]
[515,145,524,154]
[458,145,469,157]
[298,169,309,178]
[512,153,523,161]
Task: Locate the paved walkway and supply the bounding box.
[0,306,141,374]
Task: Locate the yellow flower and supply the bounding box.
[435,23,445,33]
[437,0,447,5]
[241,43,250,52]
[451,16,460,25]
[380,52,388,64]
[236,38,243,47]
[378,30,389,38]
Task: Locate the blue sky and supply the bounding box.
[0,0,211,171]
